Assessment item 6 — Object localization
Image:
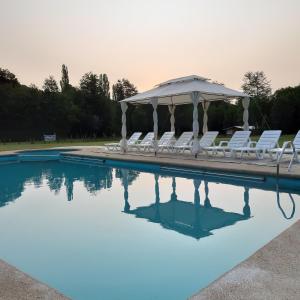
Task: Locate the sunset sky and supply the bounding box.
[1,0,300,92]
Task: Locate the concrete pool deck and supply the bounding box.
[64,147,300,179]
[0,259,69,300]
[0,147,299,299]
[191,220,300,300]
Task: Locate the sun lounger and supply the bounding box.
[271,130,300,170]
[204,130,251,157]
[235,130,281,159]
[129,132,154,151]
[199,131,219,150]
[173,131,219,154]
[149,132,175,152]
[169,132,193,153]
[105,132,142,151]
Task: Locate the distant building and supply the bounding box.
[223,126,255,135]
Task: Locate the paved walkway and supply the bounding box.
[65,147,300,178]
[0,259,69,300]
[190,220,300,300]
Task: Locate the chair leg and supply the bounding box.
[268,151,273,160]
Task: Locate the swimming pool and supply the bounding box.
[0,153,299,299]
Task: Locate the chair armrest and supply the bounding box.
[218,141,228,147]
[282,141,292,149]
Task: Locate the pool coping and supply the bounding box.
[1,146,300,179]
[60,148,300,180]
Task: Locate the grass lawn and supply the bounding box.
[0,134,295,152]
[0,138,117,152]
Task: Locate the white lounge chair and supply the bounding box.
[105,132,142,151]
[169,132,193,153]
[204,130,251,157]
[175,131,219,153]
[150,132,175,152]
[271,130,300,170]
[129,132,154,151]
[235,130,281,159]
[199,131,219,150]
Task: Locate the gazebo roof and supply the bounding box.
[121,75,249,105]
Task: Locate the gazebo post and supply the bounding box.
[168,104,176,133]
[150,97,159,155]
[190,92,201,157]
[242,97,250,130]
[202,100,210,134]
[120,102,128,153]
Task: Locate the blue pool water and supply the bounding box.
[0,155,299,299]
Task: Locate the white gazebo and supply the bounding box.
[120,75,250,154]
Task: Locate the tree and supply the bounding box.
[43,76,59,93]
[60,64,70,92]
[80,72,98,95]
[271,85,300,133]
[0,68,19,85]
[112,78,138,101]
[242,71,271,98]
[241,71,272,130]
[98,74,110,98]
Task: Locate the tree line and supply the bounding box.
[0,66,299,141]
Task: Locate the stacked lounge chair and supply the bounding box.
[129,132,154,152]
[105,132,142,151]
[173,131,219,154]
[150,132,175,152]
[168,132,193,153]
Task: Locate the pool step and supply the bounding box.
[18,154,59,161]
[160,166,265,182]
[60,155,105,166]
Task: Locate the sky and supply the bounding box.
[1,0,300,92]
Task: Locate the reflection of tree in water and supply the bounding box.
[115,168,140,186]
[115,168,140,212]
[0,161,113,206]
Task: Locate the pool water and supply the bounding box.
[0,159,299,300]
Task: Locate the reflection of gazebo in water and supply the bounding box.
[122,174,251,240]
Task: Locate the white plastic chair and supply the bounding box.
[154,132,175,152]
[105,132,142,151]
[235,130,281,159]
[271,130,300,170]
[199,131,219,149]
[169,132,193,153]
[129,132,154,152]
[204,131,251,157]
